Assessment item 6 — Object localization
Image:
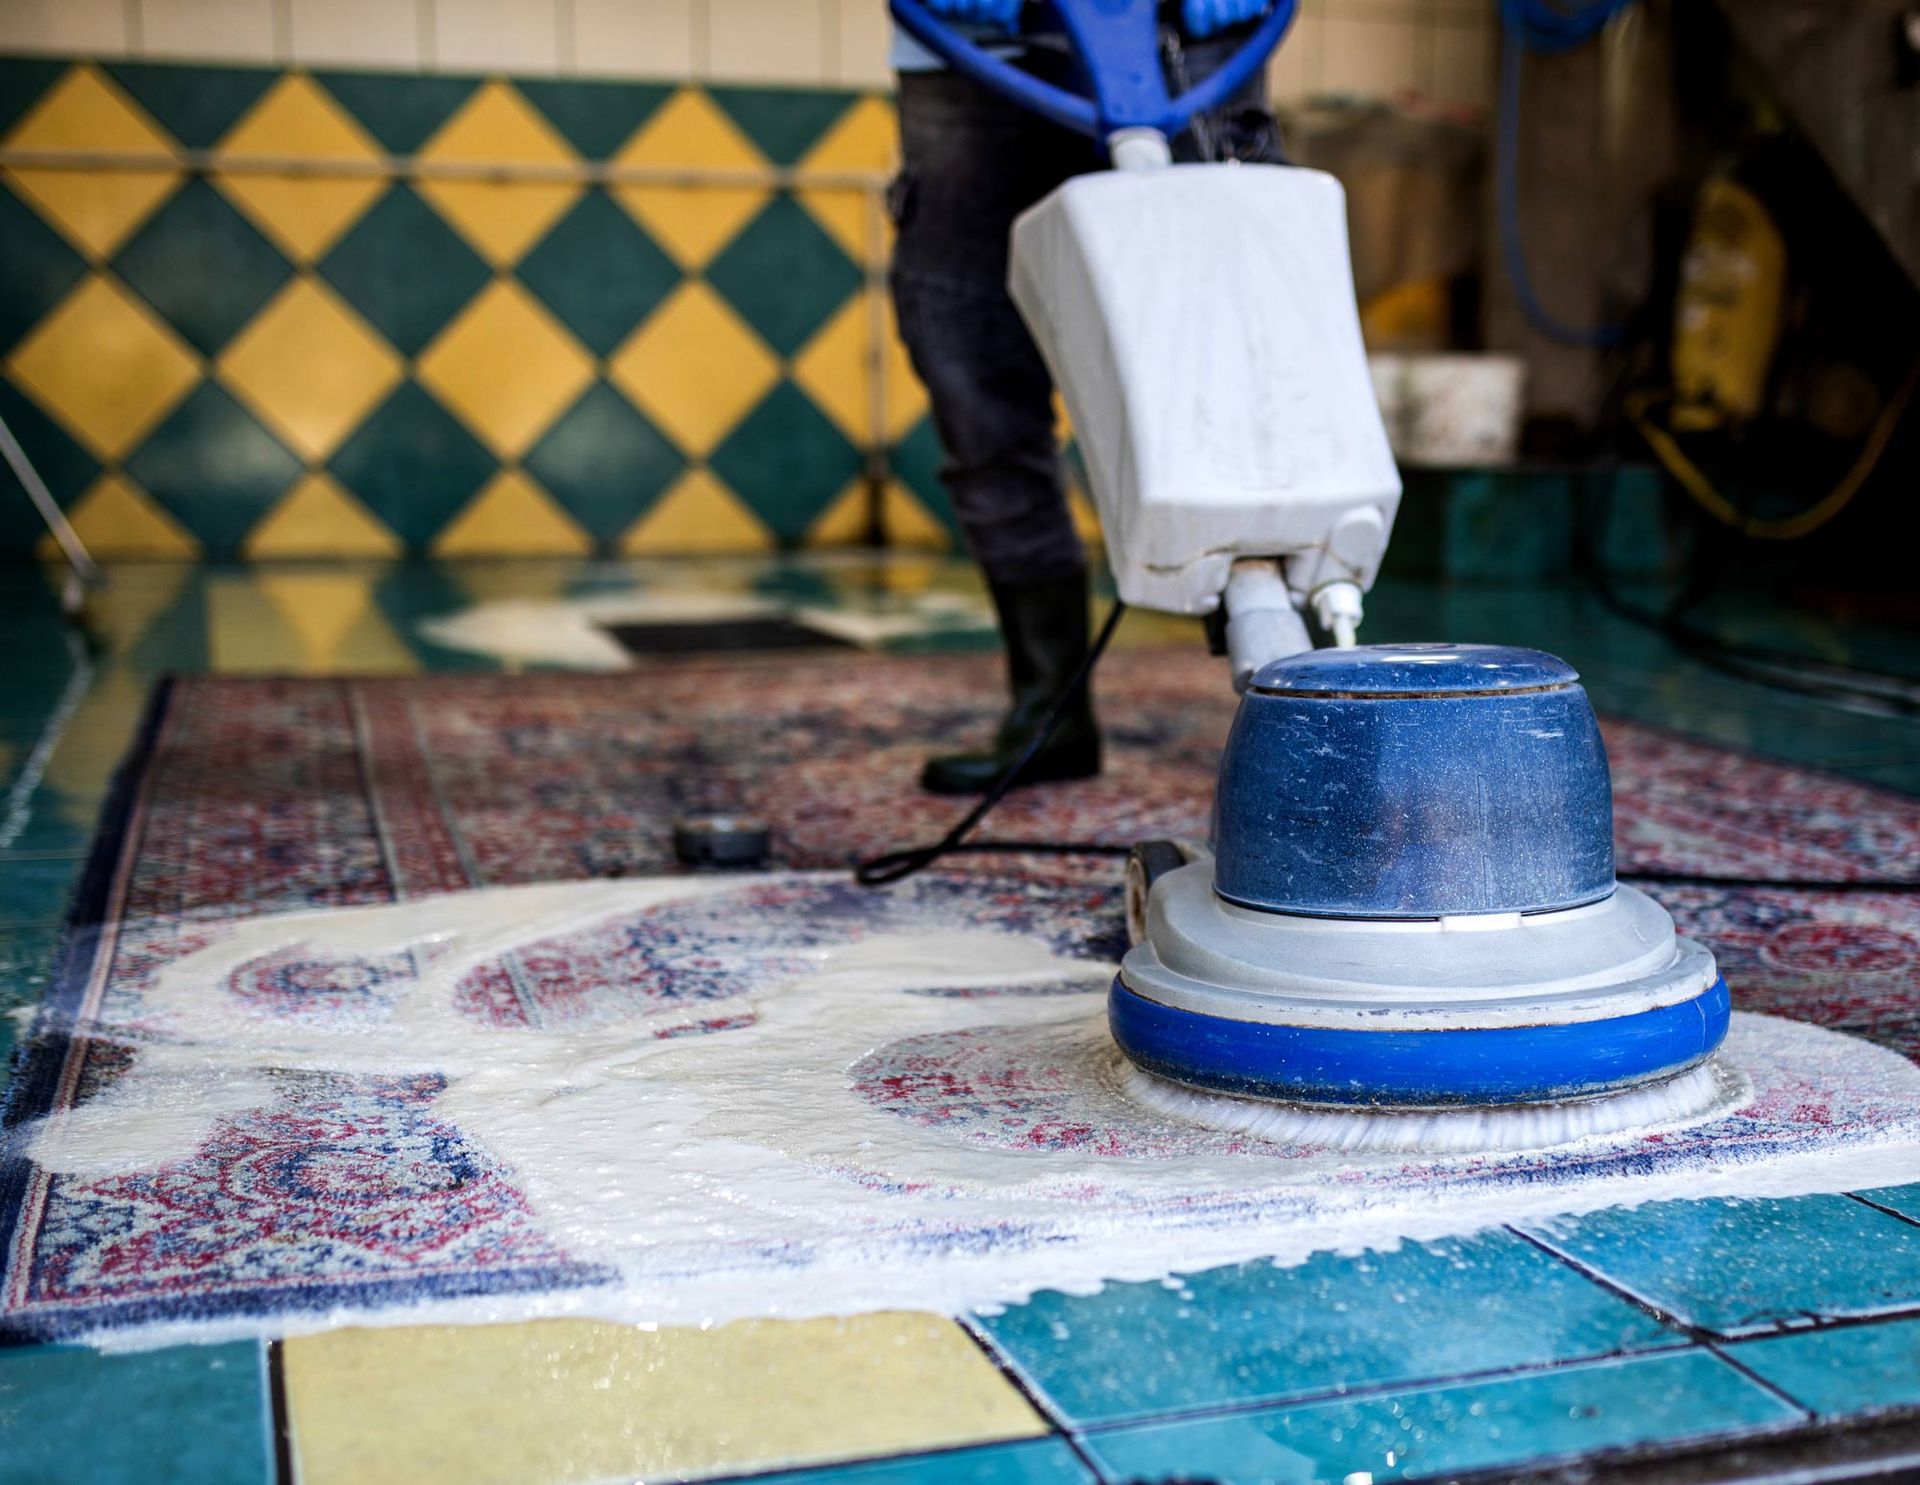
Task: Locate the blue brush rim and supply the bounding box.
[1109,975,1731,1108]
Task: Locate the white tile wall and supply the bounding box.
[431,0,560,73]
[287,0,426,69]
[703,0,826,85]
[139,0,279,61]
[0,0,131,53]
[834,0,890,88]
[568,0,694,79]
[0,0,1498,108]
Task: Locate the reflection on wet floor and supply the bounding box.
[0,553,1916,1484]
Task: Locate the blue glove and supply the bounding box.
[926,0,1023,29]
[1183,0,1269,37]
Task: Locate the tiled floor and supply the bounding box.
[1,555,1917,1484]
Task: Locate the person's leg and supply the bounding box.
[890,66,1103,794]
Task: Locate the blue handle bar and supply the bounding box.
[889,0,1296,140]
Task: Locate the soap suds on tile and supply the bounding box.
[18,875,1920,1351]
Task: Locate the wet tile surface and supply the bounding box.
[0,1341,273,1485]
[1079,1349,1800,1485]
[976,1231,1678,1425]
[1728,1316,1920,1416]
[760,1438,1095,1485]
[1521,1195,1920,1335]
[0,555,1914,1482]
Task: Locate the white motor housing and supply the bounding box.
[1008,163,1400,621]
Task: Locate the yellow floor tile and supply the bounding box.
[283,1312,1048,1485]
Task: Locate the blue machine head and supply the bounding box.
[1212,644,1616,919]
[888,0,1298,140]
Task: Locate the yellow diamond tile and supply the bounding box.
[39,473,198,559]
[418,177,582,268]
[620,468,772,553]
[214,174,385,263]
[218,278,401,460]
[796,97,898,267]
[284,1313,1045,1485]
[420,80,577,165]
[4,168,181,261]
[7,276,200,459]
[612,181,769,272]
[610,90,769,270]
[606,282,778,458]
[215,74,382,163]
[209,570,415,674]
[416,280,594,458]
[3,65,174,154]
[796,185,891,269]
[791,293,925,446]
[433,470,592,556]
[243,472,401,558]
[205,75,383,264]
[799,95,899,176]
[806,479,875,547]
[4,66,181,259]
[416,81,581,267]
[884,481,957,550]
[614,86,766,171]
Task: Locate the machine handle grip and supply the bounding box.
[888,0,1295,139]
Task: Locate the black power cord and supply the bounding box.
[855,599,1130,886]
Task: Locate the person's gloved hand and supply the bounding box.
[1182,0,1270,37]
[926,0,1023,29]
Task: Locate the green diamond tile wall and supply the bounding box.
[0,57,983,558]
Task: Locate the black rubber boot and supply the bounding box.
[922,571,1103,795]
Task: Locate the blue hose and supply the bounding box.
[1496,0,1638,348]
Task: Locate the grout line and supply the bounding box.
[1846,1190,1920,1229]
[954,1316,1107,1478]
[1702,1337,1817,1420]
[820,0,840,87]
[1065,1340,1700,1437]
[556,0,576,75]
[691,0,712,80]
[266,1339,296,1484]
[271,0,293,65]
[417,0,437,71]
[123,0,144,55]
[1506,1223,1696,1335]
[693,1432,1071,1485]
[1512,1221,1920,1348]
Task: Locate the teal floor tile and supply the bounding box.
[0,856,81,927]
[974,1232,1677,1426]
[1728,1317,1920,1417]
[0,920,60,1069]
[1079,1349,1798,1485]
[1523,1195,1920,1336]
[0,1341,274,1485]
[1856,1184,1920,1221]
[761,1438,1093,1485]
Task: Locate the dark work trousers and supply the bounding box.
[888,36,1283,584]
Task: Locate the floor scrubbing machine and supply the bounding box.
[890,0,1729,1113]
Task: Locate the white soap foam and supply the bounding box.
[18,875,1920,1352]
[1122,1058,1751,1154]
